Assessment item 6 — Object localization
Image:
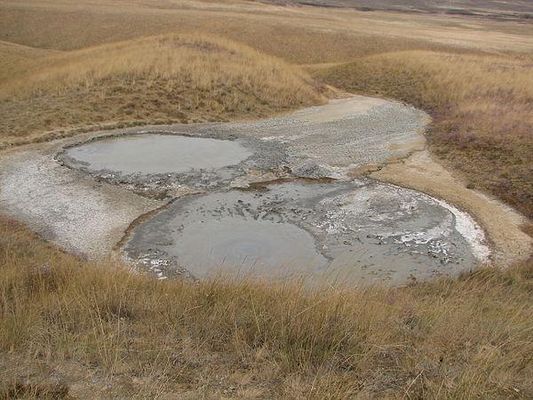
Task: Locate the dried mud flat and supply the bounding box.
[0,143,163,258]
[0,96,530,284]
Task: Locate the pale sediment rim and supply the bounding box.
[3,95,529,270]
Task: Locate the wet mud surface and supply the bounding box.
[58,133,288,198]
[125,180,489,284]
[63,134,254,175]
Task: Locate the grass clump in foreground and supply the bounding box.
[317,51,533,219]
[1,217,532,399]
[0,34,324,140]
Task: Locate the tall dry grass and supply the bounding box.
[0,41,60,83]
[1,217,532,398]
[317,51,533,218]
[0,34,324,140]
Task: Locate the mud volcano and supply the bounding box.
[25,97,495,284]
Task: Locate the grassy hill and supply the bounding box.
[0,34,324,142]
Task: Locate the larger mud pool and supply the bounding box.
[124,179,490,285]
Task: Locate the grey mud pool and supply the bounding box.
[124,180,489,284]
[61,131,489,285]
[0,96,497,285]
[63,134,253,175]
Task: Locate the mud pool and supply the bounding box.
[63,134,253,175]
[125,181,489,284]
[58,133,288,197]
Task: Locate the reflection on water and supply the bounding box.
[64,134,252,175]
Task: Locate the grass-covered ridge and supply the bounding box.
[0,34,324,139]
[1,216,532,398]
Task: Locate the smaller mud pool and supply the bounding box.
[125,181,489,285]
[59,133,287,196]
[63,134,253,175]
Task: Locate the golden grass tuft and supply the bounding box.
[0,34,324,139]
[1,217,532,398]
[317,51,533,219]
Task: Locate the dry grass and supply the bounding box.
[262,0,533,18]
[2,0,532,57]
[316,51,533,219]
[1,1,533,397]
[1,216,532,399]
[0,34,324,139]
[0,40,60,83]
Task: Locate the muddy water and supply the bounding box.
[125,181,489,284]
[63,134,253,175]
[159,218,328,279]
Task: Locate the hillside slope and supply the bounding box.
[0,34,324,142]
